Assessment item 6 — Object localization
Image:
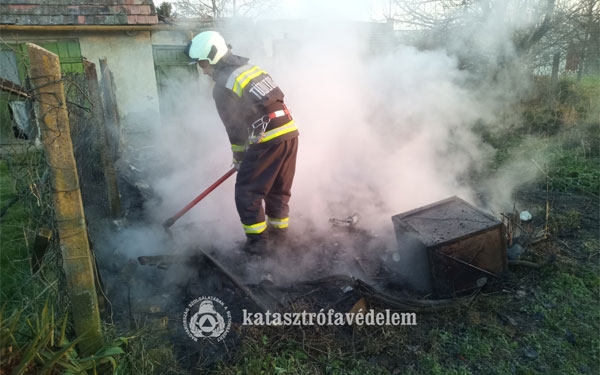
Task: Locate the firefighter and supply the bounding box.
[185,31,299,255]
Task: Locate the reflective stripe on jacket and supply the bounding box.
[213,57,299,166]
[225,65,267,98]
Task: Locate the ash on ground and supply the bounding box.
[89,213,424,372]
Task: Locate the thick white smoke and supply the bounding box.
[116,1,548,287]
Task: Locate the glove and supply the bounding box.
[232,150,245,171]
[232,158,242,171]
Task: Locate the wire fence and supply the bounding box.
[0,46,114,322]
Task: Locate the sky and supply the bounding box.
[269,0,384,20]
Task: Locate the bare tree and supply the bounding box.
[386,0,599,77]
[512,0,599,78]
[561,0,599,77]
[175,0,222,18]
[174,0,276,18]
[515,0,556,53]
[388,0,556,51]
[384,0,476,29]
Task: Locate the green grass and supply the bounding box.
[216,330,394,375]
[1,300,129,375]
[547,152,600,196]
[1,157,132,374]
[210,255,599,375]
[0,159,34,307]
[1,74,599,374]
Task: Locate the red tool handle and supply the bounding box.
[162,167,237,228]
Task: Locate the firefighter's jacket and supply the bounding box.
[211,53,299,163]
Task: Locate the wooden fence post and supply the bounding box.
[26,43,103,355]
[83,59,123,218]
[99,57,122,160]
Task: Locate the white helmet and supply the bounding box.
[186,31,229,65]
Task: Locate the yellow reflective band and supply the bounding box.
[268,217,289,229]
[231,144,246,152]
[243,221,267,234]
[258,120,297,143]
[226,65,251,91]
[233,66,265,97]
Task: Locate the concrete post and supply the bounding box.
[26,43,103,355]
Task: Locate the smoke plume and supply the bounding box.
[112,1,548,288]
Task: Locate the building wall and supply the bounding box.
[79,31,161,150]
[0,30,161,152]
[152,30,190,46]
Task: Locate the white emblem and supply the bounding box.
[183,296,231,342]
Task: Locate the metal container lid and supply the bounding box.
[392,196,500,247]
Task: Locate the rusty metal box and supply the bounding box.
[392,196,508,297]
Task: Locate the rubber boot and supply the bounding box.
[243,232,269,255]
[268,227,288,250]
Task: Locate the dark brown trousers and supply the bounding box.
[235,137,298,232]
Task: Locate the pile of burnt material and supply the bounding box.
[93,196,509,333]
[90,196,508,371]
[136,222,389,318]
[126,195,509,322]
